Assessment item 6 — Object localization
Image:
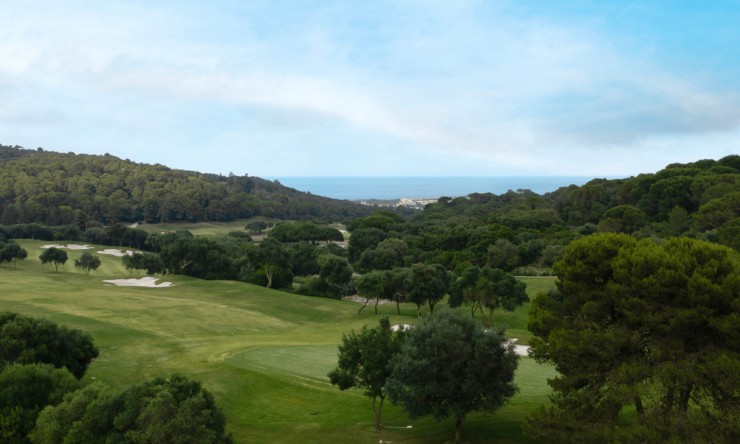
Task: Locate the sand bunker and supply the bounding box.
[506,339,530,357]
[103,277,173,288]
[391,324,413,332]
[98,249,134,257]
[41,244,93,250]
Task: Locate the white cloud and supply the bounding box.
[0,1,738,176]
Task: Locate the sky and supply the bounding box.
[0,0,738,178]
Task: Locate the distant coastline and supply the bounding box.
[269,176,598,201]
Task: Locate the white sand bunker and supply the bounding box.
[506,339,530,357]
[41,244,93,250]
[98,249,134,257]
[391,324,413,332]
[103,277,173,288]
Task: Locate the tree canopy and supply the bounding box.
[386,310,518,443]
[0,363,79,443]
[0,312,99,379]
[38,247,67,272]
[0,241,27,268]
[527,233,740,443]
[74,251,101,274]
[32,374,233,444]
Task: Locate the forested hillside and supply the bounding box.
[0,145,375,225]
[342,154,739,276]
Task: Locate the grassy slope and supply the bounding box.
[1,240,556,443]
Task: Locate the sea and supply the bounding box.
[269,177,596,201]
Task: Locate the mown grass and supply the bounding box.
[1,240,556,443]
[133,220,254,237]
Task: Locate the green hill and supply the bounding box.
[0,144,375,226]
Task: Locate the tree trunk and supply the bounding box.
[663,387,675,416]
[679,385,692,415]
[454,416,463,444]
[416,303,422,317]
[358,297,371,314]
[264,266,274,288]
[395,298,401,315]
[372,395,385,431]
[486,306,495,328]
[428,300,435,318]
[374,296,380,314]
[634,395,644,420]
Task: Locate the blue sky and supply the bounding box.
[0,0,738,177]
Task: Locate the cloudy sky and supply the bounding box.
[1,0,738,178]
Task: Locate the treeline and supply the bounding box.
[343,155,739,278]
[0,144,378,225]
[0,312,232,443]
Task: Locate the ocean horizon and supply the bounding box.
[269,176,599,200]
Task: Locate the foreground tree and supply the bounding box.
[387,310,518,443]
[39,247,68,272]
[31,374,233,443]
[0,312,99,379]
[328,317,404,431]
[0,363,79,443]
[526,233,740,443]
[74,251,101,274]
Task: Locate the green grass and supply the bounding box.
[1,240,556,443]
[134,220,253,237]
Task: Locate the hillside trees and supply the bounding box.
[328,317,404,431]
[0,144,375,226]
[159,236,236,280]
[269,221,343,243]
[526,233,740,442]
[386,310,519,444]
[38,247,68,272]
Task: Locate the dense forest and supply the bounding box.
[0,144,377,225]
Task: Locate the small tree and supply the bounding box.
[387,310,518,443]
[354,271,385,314]
[384,268,410,315]
[74,252,101,274]
[328,317,404,431]
[39,247,68,272]
[0,242,27,268]
[318,254,352,298]
[449,266,528,327]
[405,263,449,317]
